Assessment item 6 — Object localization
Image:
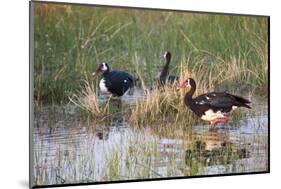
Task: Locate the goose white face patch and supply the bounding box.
[201,109,225,121]
[101,62,108,71]
[99,78,109,93]
[163,51,168,59]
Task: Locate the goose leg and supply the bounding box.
[221,116,229,125]
[210,116,229,128]
[210,120,220,128]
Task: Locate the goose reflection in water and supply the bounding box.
[185,131,250,168]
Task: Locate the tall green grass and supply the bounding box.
[33,3,268,105]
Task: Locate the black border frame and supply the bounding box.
[29,1,270,188]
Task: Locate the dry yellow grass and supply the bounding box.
[69,48,265,127]
[69,80,110,119]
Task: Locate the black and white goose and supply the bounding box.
[93,62,136,97]
[159,51,179,85]
[179,78,251,128]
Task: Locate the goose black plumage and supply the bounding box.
[179,78,251,128]
[93,62,136,97]
[159,51,179,85]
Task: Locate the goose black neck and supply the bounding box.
[102,66,110,76]
[102,70,110,76]
[161,53,171,77]
[184,79,196,103]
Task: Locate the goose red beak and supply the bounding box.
[92,69,99,76]
[177,80,189,91]
[177,80,186,91]
[92,65,102,76]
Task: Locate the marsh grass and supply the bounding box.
[33,3,268,105]
[129,86,198,127]
[129,58,253,126]
[68,80,110,120]
[69,58,252,126]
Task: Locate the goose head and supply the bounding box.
[160,51,171,62]
[178,78,194,89]
[93,62,110,76]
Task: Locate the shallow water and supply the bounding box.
[32,94,268,186]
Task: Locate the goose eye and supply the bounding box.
[100,63,107,71]
[186,79,191,86]
[97,64,101,70]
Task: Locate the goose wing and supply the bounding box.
[193,92,240,109]
[104,71,134,96]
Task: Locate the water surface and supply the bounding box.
[32,95,268,186]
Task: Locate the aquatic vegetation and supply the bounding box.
[69,63,252,127]
[33,3,268,104]
[68,80,109,119]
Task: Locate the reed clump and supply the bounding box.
[128,57,254,127]
[70,57,253,127]
[129,67,198,127]
[69,80,109,119]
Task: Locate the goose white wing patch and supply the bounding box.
[99,78,109,93]
[199,101,205,105]
[201,109,225,121]
[195,100,206,105]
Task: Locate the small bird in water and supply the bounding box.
[93,62,137,97]
[178,77,251,128]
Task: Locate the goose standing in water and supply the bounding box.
[93,62,136,97]
[178,78,251,128]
